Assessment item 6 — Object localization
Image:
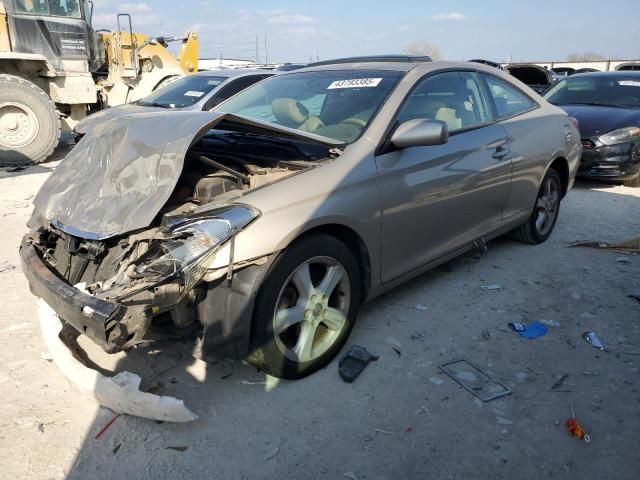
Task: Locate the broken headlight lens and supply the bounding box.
[136,205,258,290]
[597,126,640,146]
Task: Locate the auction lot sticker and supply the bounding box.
[618,80,640,87]
[327,78,382,89]
[184,91,205,97]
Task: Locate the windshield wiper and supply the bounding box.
[137,101,173,108]
[564,102,625,108]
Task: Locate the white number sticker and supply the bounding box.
[618,80,640,87]
[327,78,382,89]
[184,90,205,97]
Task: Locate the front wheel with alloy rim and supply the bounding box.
[510,168,562,244]
[248,234,362,379]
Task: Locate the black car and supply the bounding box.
[544,72,640,187]
[505,64,553,94]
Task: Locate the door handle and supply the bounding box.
[492,146,510,160]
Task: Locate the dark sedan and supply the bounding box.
[544,72,640,187]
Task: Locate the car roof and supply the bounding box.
[568,70,640,78]
[292,60,517,76]
[192,69,276,78]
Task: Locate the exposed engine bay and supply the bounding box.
[25,128,337,353]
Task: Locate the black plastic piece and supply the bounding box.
[19,240,122,350]
[197,254,277,360]
[338,345,379,383]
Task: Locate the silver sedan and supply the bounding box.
[22,56,581,380]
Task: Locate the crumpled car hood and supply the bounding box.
[74,103,164,135]
[34,110,343,240]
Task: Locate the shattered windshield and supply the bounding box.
[544,76,640,109]
[216,70,404,143]
[138,75,226,108]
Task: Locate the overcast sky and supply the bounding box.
[91,0,640,63]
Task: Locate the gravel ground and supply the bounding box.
[0,158,638,480]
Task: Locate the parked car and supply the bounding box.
[544,71,640,187]
[616,63,640,72]
[469,59,504,70]
[552,67,576,77]
[276,63,308,71]
[505,64,553,94]
[550,67,575,83]
[75,69,275,136]
[21,56,580,379]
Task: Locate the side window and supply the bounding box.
[482,75,536,118]
[207,76,264,109]
[15,0,49,14]
[15,0,81,17]
[396,71,492,133]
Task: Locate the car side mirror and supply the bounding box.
[390,119,448,149]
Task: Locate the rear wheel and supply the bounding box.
[510,168,562,244]
[623,173,640,188]
[0,74,60,165]
[248,234,362,379]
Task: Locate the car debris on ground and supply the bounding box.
[39,300,197,422]
[438,359,512,402]
[508,321,548,339]
[568,236,640,255]
[338,345,379,383]
[583,331,605,350]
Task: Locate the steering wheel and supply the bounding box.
[341,117,367,127]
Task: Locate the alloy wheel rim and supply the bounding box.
[273,256,351,363]
[0,101,40,149]
[534,177,560,236]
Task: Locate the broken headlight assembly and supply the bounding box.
[597,126,640,146]
[134,205,259,292]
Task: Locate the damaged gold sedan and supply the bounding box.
[21,58,581,395]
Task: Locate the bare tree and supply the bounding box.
[403,41,442,61]
[566,52,606,62]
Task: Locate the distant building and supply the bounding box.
[199,58,257,70]
[518,59,640,72]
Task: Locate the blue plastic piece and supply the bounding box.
[508,321,548,339]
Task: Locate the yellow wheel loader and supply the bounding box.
[0,0,198,164]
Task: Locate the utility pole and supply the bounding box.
[255,35,259,64]
[264,34,268,65]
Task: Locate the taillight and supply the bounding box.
[568,117,579,130]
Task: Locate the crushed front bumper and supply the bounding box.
[578,140,640,181]
[20,239,125,352]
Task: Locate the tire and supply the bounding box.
[510,168,562,244]
[623,173,640,188]
[0,74,60,165]
[247,234,362,379]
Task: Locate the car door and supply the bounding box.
[376,70,513,283]
[480,73,548,220]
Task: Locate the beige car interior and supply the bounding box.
[399,74,490,131]
[270,97,368,142]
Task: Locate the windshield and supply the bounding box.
[544,76,640,108]
[216,70,405,143]
[139,75,227,108]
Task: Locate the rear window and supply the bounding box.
[138,75,227,108]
